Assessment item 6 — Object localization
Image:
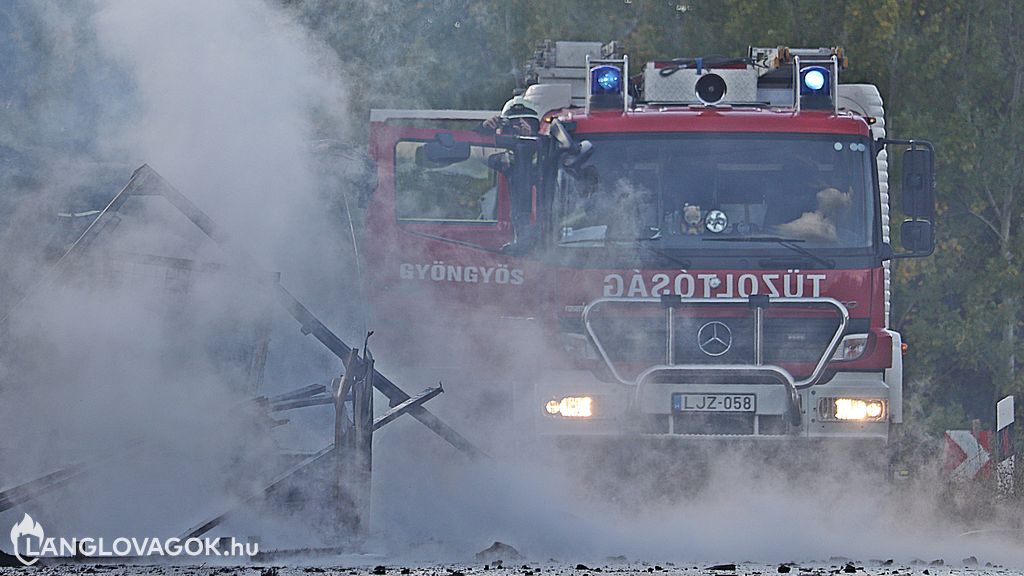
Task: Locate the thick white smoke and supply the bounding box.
[0,1,1020,568]
[0,0,354,548]
[90,0,350,275]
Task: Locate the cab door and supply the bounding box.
[365,109,543,364]
[367,109,514,252]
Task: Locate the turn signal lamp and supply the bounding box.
[831,335,869,361]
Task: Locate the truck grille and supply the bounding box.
[589,316,840,362]
[584,298,846,383]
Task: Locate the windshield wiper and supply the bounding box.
[631,236,691,268]
[701,236,836,269]
[560,230,691,268]
[614,231,693,268]
[558,228,660,245]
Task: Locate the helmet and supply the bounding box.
[498,96,541,135]
[500,96,540,120]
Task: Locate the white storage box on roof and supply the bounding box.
[643,62,760,104]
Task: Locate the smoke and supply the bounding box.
[0,1,1021,569]
[90,1,352,282]
[0,0,356,547]
[376,436,1023,566]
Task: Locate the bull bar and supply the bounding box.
[582,295,850,428]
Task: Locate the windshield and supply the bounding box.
[555,134,876,251]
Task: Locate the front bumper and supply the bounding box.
[537,295,891,441]
[533,368,892,440]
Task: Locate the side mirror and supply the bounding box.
[563,140,593,169]
[901,147,935,219]
[419,133,471,165]
[549,120,575,151]
[878,138,937,260]
[486,152,511,172]
[900,220,934,255]
[503,138,538,254]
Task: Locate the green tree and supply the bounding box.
[889,1,1023,423]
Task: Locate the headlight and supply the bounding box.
[818,397,886,421]
[831,334,869,361]
[544,396,593,418]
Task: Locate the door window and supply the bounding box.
[394,140,506,224]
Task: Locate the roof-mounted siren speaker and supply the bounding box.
[586,55,629,113]
[695,73,727,104]
[643,62,759,105]
[796,55,839,112]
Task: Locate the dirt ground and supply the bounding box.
[3,558,1022,576]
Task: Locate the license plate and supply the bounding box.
[672,393,756,412]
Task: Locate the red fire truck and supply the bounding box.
[363,43,934,457]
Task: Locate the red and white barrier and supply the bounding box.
[943,429,993,481]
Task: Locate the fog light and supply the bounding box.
[820,397,886,421]
[832,334,868,361]
[544,396,593,418]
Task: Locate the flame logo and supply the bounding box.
[9,513,44,566]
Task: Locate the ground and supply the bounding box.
[3,559,1023,576]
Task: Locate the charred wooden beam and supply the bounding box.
[0,463,88,513]
[276,286,484,458]
[268,383,327,404]
[181,444,335,540]
[350,349,374,530]
[373,385,443,431]
[332,350,361,532]
[269,395,334,412]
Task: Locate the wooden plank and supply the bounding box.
[181,444,334,539]
[269,383,327,404]
[0,464,88,513]
[269,396,333,412]
[373,385,443,431]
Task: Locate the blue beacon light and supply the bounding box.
[800,66,830,95]
[591,65,623,94]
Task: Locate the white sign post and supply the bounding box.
[996,396,1015,496]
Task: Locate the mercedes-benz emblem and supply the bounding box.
[697,321,732,356]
